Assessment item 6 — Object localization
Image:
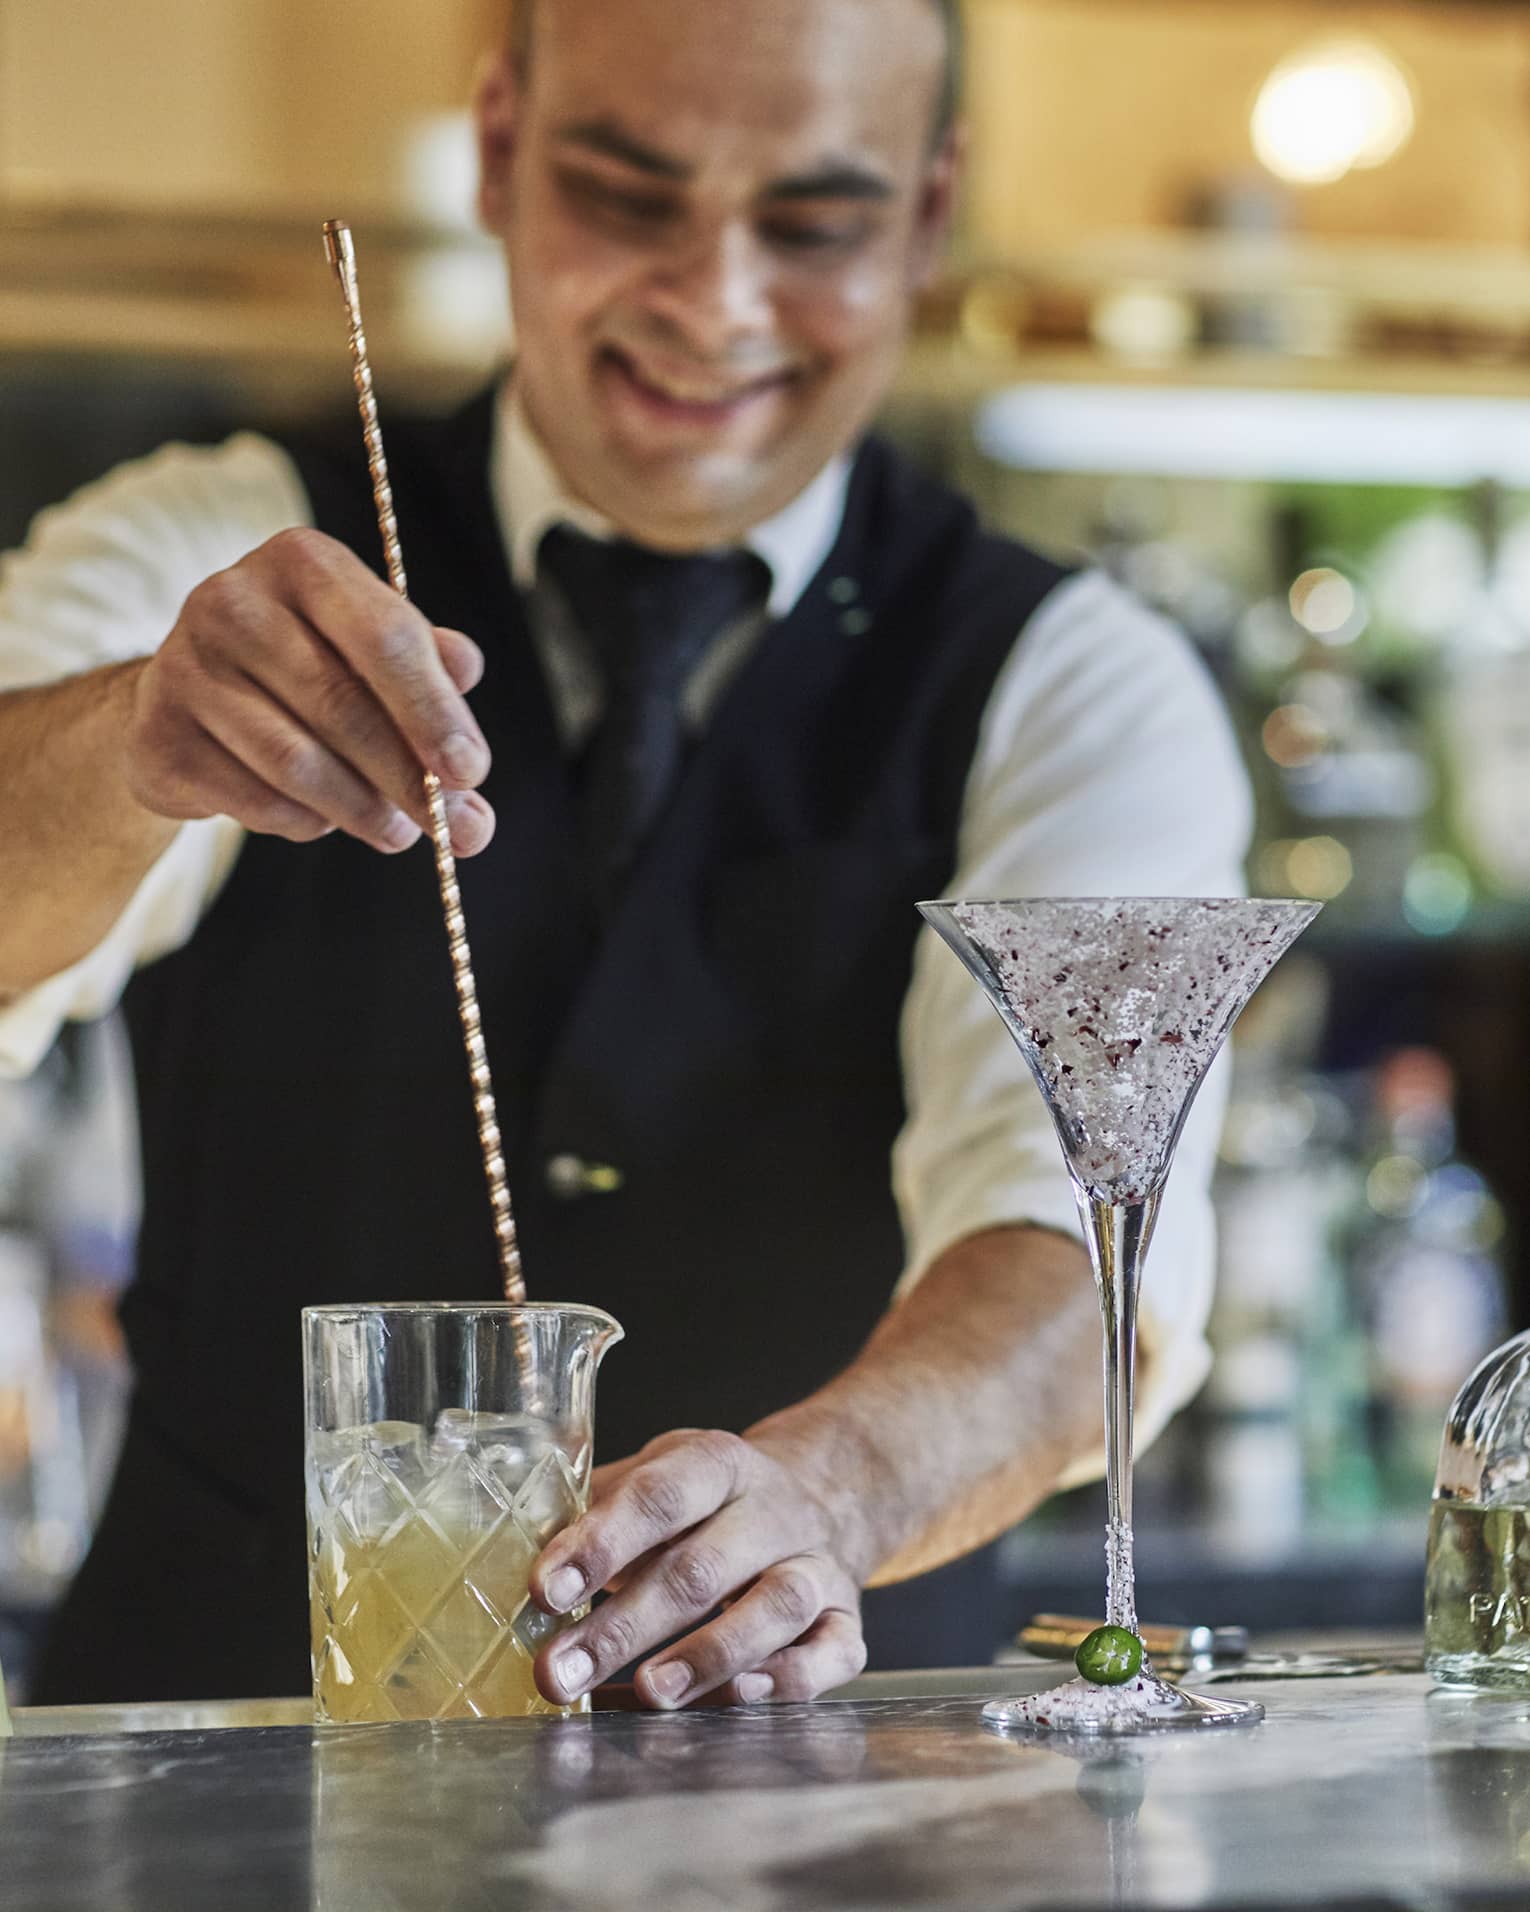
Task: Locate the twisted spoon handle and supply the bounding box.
[322,219,525,1305]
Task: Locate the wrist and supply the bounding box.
[745,1397,901,1586]
[111,658,183,840]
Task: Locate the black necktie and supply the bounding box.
[539,525,770,908]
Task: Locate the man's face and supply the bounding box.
[477,0,956,549]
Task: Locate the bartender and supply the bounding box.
[0,0,1248,1711]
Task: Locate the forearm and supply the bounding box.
[0,661,176,996]
[747,1223,1101,1586]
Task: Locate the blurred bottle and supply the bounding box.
[0,1069,88,1608]
[1421,487,1530,908]
[1297,1098,1384,1529]
[1338,1050,1508,1513]
[1204,958,1357,1551]
[1425,1330,1530,1690]
[1305,480,1530,929]
[36,1020,136,1532]
[1243,503,1436,928]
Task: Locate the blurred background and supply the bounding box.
[2,0,1528,1689]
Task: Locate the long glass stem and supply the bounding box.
[1077,1191,1162,1635]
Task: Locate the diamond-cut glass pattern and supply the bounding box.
[511,1452,582,1551]
[309,1426,588,1723]
[423,1577,509,1672]
[511,1597,572,1657]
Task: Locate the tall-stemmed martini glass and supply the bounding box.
[919,897,1319,1733]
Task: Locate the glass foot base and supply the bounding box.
[983,1673,1264,1737]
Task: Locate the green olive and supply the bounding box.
[1074,1624,1145,1686]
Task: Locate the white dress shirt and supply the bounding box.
[0,383,1252,1484]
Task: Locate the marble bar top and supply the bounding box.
[6,1659,1530,1910]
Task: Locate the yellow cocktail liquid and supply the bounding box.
[311,1511,582,1723]
[309,1430,589,1724]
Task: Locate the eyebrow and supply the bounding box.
[554,119,896,202]
[766,165,895,204]
[556,120,690,180]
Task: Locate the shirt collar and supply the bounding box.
[491,377,851,622]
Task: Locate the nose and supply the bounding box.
[642,220,774,358]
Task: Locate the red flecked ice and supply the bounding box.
[940,898,1319,1204]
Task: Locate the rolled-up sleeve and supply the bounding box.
[892,568,1254,1479]
[0,435,309,1077]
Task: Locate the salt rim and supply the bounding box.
[997,1662,1193,1733]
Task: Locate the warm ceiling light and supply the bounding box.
[1252,40,1415,187]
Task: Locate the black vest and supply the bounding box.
[120,393,1069,1514]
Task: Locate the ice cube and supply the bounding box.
[432,1409,539,1461]
[430,1408,565,1496]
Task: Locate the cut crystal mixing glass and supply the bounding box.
[304,1302,622,1723]
[919,897,1319,1734]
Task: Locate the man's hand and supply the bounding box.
[124,527,496,857]
[529,1428,870,1711]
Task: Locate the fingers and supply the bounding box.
[536,1547,862,1710]
[531,1430,745,1620]
[277,644,496,856]
[273,530,489,787]
[713,1608,868,1708]
[441,790,496,857]
[538,1515,774,1704]
[191,666,424,857]
[137,720,334,844]
[528,1428,866,1712]
[252,615,439,822]
[435,627,484,695]
[134,531,499,856]
[631,1557,862,1710]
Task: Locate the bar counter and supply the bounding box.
[6,1653,1530,1909]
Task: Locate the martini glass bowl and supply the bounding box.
[919,896,1320,1734]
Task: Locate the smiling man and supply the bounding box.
[495,0,950,547]
[0,0,1249,1710]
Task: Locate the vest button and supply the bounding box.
[545,1154,625,1200]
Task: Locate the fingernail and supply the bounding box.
[446,794,494,857]
[443,631,485,687]
[439,732,486,786]
[544,1566,586,1613]
[646,1662,691,1709]
[555,1647,595,1699]
[379,810,420,852]
[735,1674,773,1705]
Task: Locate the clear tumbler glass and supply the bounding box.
[304,1302,623,1724]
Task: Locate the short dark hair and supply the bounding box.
[509,0,963,145]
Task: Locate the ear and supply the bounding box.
[474,49,522,232]
[908,122,964,289]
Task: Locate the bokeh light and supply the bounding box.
[1289,567,1364,644]
[1403,853,1473,936]
[1262,704,1328,769]
[1258,835,1354,901]
[1252,40,1416,188]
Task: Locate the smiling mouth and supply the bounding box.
[600,346,797,423]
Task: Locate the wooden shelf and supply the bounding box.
[3,202,1529,406]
